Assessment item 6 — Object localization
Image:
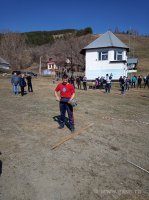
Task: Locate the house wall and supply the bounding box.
[47,63,57,70]
[85,48,127,80]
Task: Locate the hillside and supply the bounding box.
[92,33,149,75]
[23,27,93,45]
[0,30,149,75]
[116,34,149,74]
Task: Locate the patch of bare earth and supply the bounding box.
[0,76,149,200]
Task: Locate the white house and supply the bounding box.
[43,58,58,75]
[47,58,58,71]
[81,31,129,80]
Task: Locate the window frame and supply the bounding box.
[114,50,123,61]
[98,50,108,61]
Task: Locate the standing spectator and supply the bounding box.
[119,76,123,89]
[109,73,113,88]
[55,74,75,132]
[105,74,111,93]
[80,76,83,88]
[76,76,81,89]
[143,75,146,87]
[11,72,20,95]
[137,75,142,88]
[125,77,131,91]
[132,75,137,88]
[82,75,87,90]
[144,74,149,88]
[19,74,26,96]
[121,76,126,95]
[95,77,100,89]
[100,76,104,88]
[26,74,33,92]
[69,75,75,87]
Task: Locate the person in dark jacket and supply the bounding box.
[121,76,126,94]
[70,75,75,87]
[19,74,26,96]
[144,74,149,88]
[76,76,81,89]
[137,75,142,88]
[26,74,33,92]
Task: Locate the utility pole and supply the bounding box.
[39,56,42,75]
[132,32,135,57]
[70,56,73,75]
[70,45,73,75]
[129,27,131,57]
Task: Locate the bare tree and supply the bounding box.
[0,31,30,69]
[0,31,94,72]
[48,34,93,73]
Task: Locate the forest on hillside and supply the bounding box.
[0,27,93,71]
[0,27,149,73]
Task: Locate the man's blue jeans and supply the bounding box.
[12,84,19,95]
[59,98,74,130]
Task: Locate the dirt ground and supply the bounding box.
[0,76,149,200]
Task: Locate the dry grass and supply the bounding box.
[117,34,149,75]
[0,76,149,200]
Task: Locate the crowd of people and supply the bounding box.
[56,72,149,95]
[119,74,149,95]
[62,73,113,93]
[67,75,88,90]
[10,72,148,133]
[94,73,113,93]
[56,73,113,93]
[11,72,33,96]
[11,71,149,97]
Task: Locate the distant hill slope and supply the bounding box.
[23,27,93,45]
[93,33,149,74]
[116,34,149,74]
[23,31,149,74]
[0,29,148,74]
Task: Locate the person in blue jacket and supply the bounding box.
[11,72,20,95]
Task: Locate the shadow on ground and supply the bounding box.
[0,152,2,176]
[53,115,71,130]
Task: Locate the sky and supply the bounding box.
[0,0,149,35]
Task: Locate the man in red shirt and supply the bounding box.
[55,74,75,132]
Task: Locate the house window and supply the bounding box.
[98,51,108,60]
[48,64,54,69]
[114,50,123,60]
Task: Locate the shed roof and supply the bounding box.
[0,57,9,64]
[81,31,129,54]
[127,58,138,64]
